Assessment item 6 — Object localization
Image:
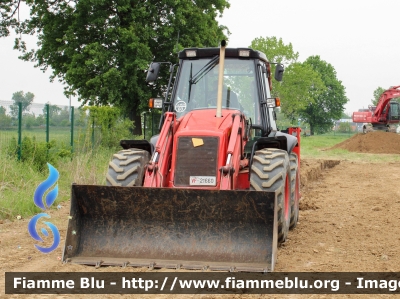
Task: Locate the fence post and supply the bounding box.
[70,106,74,156]
[143,112,146,140]
[17,102,22,161]
[46,104,50,157]
[91,117,95,150]
[46,104,49,143]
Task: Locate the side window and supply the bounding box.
[391,103,399,117]
[256,62,277,132]
[263,70,272,98]
[257,63,269,132]
[262,70,277,130]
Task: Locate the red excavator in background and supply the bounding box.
[352,86,400,133]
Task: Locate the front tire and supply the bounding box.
[250,148,292,243]
[106,149,150,187]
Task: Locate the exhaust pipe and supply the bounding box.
[216,40,226,118]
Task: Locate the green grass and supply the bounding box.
[2,131,398,220]
[0,147,115,220]
[301,134,400,162]
[0,126,86,144]
[0,126,103,156]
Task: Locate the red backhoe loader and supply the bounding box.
[352,86,400,133]
[63,41,301,272]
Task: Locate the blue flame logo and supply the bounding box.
[28,163,61,253]
[34,163,59,209]
[28,213,61,253]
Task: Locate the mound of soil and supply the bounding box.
[331,131,400,154]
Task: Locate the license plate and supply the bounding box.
[189,176,216,186]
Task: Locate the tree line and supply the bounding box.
[250,37,348,135]
[1,1,355,136]
[0,91,86,128]
[1,0,229,135]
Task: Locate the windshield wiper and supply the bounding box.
[190,55,219,85]
[187,55,219,103]
[188,63,193,102]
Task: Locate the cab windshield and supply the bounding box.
[172,58,260,123]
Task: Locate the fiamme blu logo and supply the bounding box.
[28,163,60,253]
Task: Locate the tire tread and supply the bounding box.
[106,149,150,187]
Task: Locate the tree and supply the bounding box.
[9,91,34,117]
[250,36,299,66]
[300,56,348,135]
[250,37,326,123]
[250,36,299,90]
[338,121,351,133]
[372,87,386,106]
[74,107,88,127]
[50,106,70,126]
[42,103,61,118]
[273,62,326,123]
[372,86,400,106]
[341,112,351,119]
[0,106,12,127]
[13,0,230,135]
[23,113,36,129]
[0,0,20,37]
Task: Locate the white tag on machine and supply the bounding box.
[189,176,216,186]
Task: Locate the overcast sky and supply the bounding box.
[1,0,399,114]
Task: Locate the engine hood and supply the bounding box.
[177,109,238,135]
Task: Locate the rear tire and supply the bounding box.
[289,152,300,229]
[250,148,292,244]
[106,149,150,187]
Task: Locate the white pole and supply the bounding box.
[216,40,226,118]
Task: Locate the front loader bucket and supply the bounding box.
[62,185,278,272]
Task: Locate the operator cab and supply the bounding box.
[172,55,255,117]
[169,48,282,137]
[389,101,400,121]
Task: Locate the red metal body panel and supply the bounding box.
[352,111,372,123]
[143,112,176,188]
[236,170,250,189]
[287,127,301,199]
[144,111,302,194]
[144,109,247,191]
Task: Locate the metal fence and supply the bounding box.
[0,100,163,159]
[1,99,362,159]
[0,101,93,158]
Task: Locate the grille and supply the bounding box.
[174,137,219,186]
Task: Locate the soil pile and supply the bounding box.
[331,131,400,154]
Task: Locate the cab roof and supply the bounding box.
[178,47,269,64]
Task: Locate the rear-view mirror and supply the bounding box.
[274,64,284,82]
[146,62,161,83]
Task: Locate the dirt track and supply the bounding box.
[1,158,400,298]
